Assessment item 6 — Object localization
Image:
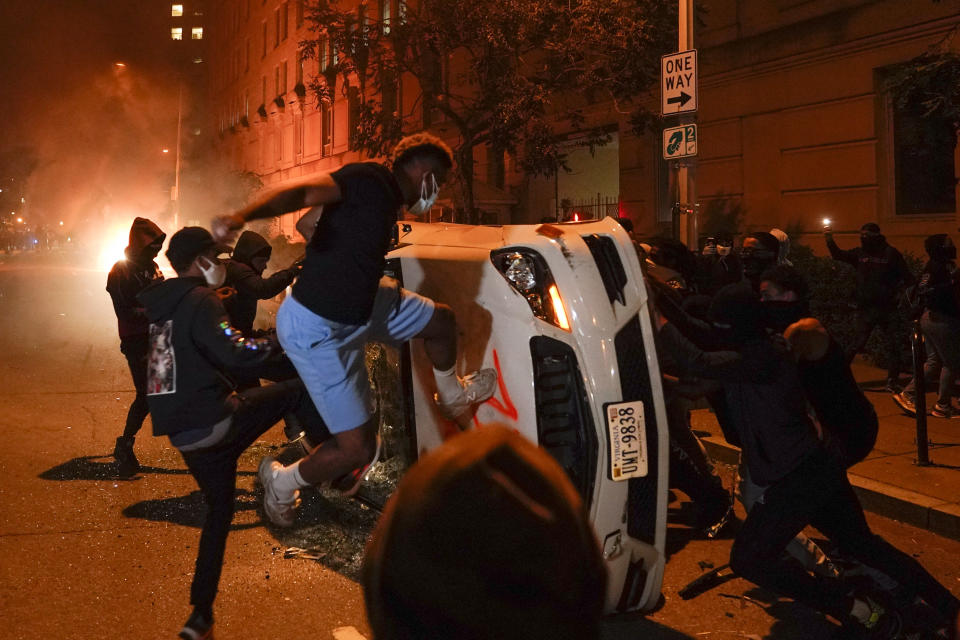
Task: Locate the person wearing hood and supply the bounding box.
[105,217,166,477]
[759,265,878,468]
[826,222,914,392]
[656,283,960,639]
[739,231,780,291]
[211,133,498,529]
[893,234,960,419]
[139,227,329,639]
[223,230,301,336]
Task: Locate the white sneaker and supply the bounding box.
[258,456,300,528]
[435,368,498,420]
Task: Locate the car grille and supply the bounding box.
[615,315,661,544]
[582,234,627,305]
[530,337,598,506]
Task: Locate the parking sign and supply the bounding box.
[663,124,698,160]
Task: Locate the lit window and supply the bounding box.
[193,56,204,64]
[381,0,391,34]
[171,27,183,40]
[172,4,183,17]
[192,27,203,40]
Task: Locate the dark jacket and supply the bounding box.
[826,236,914,310]
[106,218,165,339]
[658,323,819,487]
[918,259,960,319]
[139,277,280,444]
[798,336,877,467]
[223,231,297,334]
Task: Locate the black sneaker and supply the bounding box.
[885,378,902,394]
[931,403,960,419]
[113,436,140,478]
[178,609,213,640]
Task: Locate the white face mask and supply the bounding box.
[407,173,439,216]
[198,256,226,288]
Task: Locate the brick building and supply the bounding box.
[203,0,958,254]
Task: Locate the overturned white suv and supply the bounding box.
[361,216,669,613]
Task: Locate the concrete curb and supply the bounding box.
[700,436,960,542]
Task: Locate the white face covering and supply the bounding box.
[407,173,439,216]
[198,256,226,288]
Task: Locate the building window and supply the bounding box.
[274,65,281,96]
[281,61,288,95]
[321,102,333,155]
[296,57,304,85]
[296,0,304,27]
[191,27,203,40]
[380,0,391,34]
[274,8,281,47]
[319,36,329,71]
[348,85,361,149]
[245,39,250,71]
[382,70,400,119]
[261,76,267,106]
[281,2,289,40]
[893,99,957,215]
[262,21,267,58]
[488,147,506,190]
[171,4,183,17]
[171,27,183,40]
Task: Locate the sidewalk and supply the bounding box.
[691,358,960,541]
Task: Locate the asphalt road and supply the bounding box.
[1,249,958,639]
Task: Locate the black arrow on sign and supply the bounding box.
[667,91,692,107]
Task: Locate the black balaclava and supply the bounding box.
[860,222,886,255]
[708,283,766,344]
[741,232,779,282]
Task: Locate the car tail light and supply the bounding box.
[491,248,571,331]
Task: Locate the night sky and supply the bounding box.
[0,0,182,229]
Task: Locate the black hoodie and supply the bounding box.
[826,235,913,310]
[138,276,280,443]
[223,230,297,334]
[106,217,166,339]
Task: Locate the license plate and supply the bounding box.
[605,400,648,481]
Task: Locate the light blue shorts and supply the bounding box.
[276,277,435,434]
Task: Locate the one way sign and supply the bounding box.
[661,49,698,115]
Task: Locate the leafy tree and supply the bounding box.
[301,0,676,223]
[884,50,960,132]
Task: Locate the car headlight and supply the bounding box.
[491,248,571,331]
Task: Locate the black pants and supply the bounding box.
[730,447,959,623]
[846,309,903,381]
[666,395,728,509]
[231,354,300,392]
[120,335,150,438]
[179,379,326,612]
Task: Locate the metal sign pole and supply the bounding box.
[911,319,931,466]
[678,0,696,249]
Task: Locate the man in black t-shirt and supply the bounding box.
[212,133,497,527]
